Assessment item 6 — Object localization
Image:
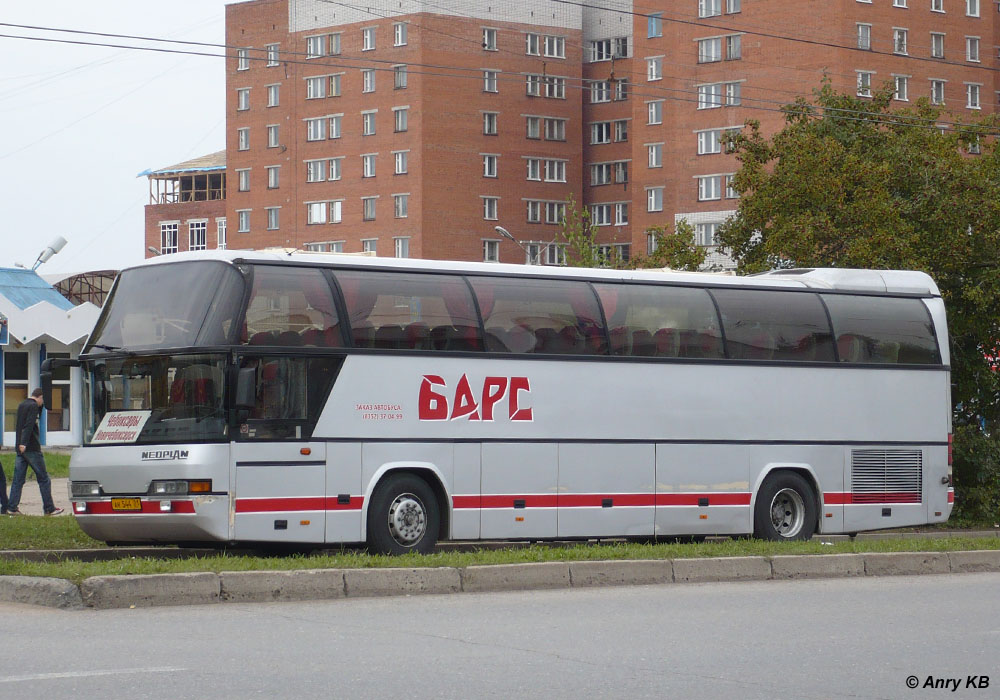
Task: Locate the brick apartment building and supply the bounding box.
[146,0,999,268]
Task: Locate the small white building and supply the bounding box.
[0,268,101,447]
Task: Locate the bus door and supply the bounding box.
[231,354,335,543]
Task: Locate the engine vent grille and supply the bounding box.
[851,450,923,504]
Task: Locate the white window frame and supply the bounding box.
[266,84,279,107]
[394,194,409,219]
[267,165,280,189]
[160,221,179,254]
[857,71,874,97]
[483,28,498,51]
[237,210,250,233]
[483,196,499,221]
[394,22,407,47]
[362,69,375,93]
[362,27,376,51]
[483,111,498,135]
[394,150,409,175]
[967,0,979,17]
[966,36,980,62]
[648,100,663,125]
[237,88,250,111]
[266,44,280,66]
[893,28,908,55]
[483,153,499,178]
[931,32,945,59]
[646,187,663,212]
[966,82,981,109]
[484,70,498,93]
[266,207,280,231]
[647,143,663,168]
[216,218,227,249]
[362,153,376,178]
[697,175,723,201]
[894,74,909,101]
[483,239,500,263]
[394,106,408,133]
[237,127,249,151]
[362,110,377,136]
[857,24,871,50]
[394,237,410,258]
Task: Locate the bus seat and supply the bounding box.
[451,325,482,352]
[630,329,655,356]
[373,325,403,349]
[323,324,343,347]
[351,324,375,348]
[275,330,304,346]
[534,328,557,353]
[837,334,863,362]
[506,325,536,354]
[404,322,431,350]
[609,326,629,355]
[301,328,323,346]
[699,332,722,358]
[876,340,900,363]
[745,331,774,360]
[582,324,607,355]
[288,314,311,332]
[558,325,583,354]
[248,331,275,346]
[484,326,509,352]
[654,328,679,357]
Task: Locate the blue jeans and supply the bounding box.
[8,450,55,513]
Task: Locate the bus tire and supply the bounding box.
[366,473,440,555]
[753,472,817,541]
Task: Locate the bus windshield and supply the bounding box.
[88,261,246,351]
[82,353,229,445]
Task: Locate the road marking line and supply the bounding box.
[0,667,185,683]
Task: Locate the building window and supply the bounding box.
[237,169,250,192]
[363,197,377,221]
[615,203,629,226]
[265,44,280,67]
[648,100,663,124]
[546,244,567,266]
[328,115,342,138]
[592,121,611,144]
[484,70,498,92]
[695,223,719,247]
[727,0,741,11]
[266,207,280,231]
[544,76,566,99]
[237,210,250,233]
[267,84,279,107]
[362,69,375,92]
[524,243,541,265]
[237,48,249,71]
[394,150,408,174]
[894,75,909,101]
[526,200,541,223]
[267,124,279,148]
[544,159,566,183]
[591,204,612,226]
[394,237,410,258]
[527,158,541,181]
[267,165,280,189]
[648,143,663,168]
[544,118,566,141]
[237,88,250,111]
[967,37,980,62]
[697,129,722,154]
[615,162,629,184]
[483,28,497,51]
[306,76,326,99]
[3,351,29,432]
[389,106,405,132]
[698,38,721,63]
[591,80,611,103]
[306,35,325,58]
[931,79,945,105]
[160,222,179,254]
[614,119,628,142]
[698,175,723,201]
[362,239,377,253]
[483,197,498,220]
[237,127,249,151]
[727,34,741,59]
[893,0,907,6]
[591,163,611,186]
[931,33,944,59]
[394,64,408,89]
[544,35,565,58]
[932,0,943,10]
[306,201,343,225]
[362,27,376,51]
[648,12,663,37]
[483,239,500,262]
[362,154,376,178]
[526,116,541,139]
[725,174,738,199]
[647,187,663,212]
[526,33,540,56]
[615,79,629,101]
[362,111,376,136]
[857,24,871,50]
[857,71,873,97]
[306,118,324,141]
[545,202,566,224]
[216,218,227,249]
[484,111,498,135]
[394,22,407,46]
[893,28,908,55]
[394,194,408,218]
[698,0,721,17]
[967,83,981,109]
[967,0,979,17]
[483,154,498,178]
[308,160,325,182]
[647,56,663,80]
[526,74,541,97]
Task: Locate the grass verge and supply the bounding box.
[1,451,70,481]
[0,536,998,585]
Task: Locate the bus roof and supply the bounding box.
[135,250,941,297]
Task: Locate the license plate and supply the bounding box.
[111,498,142,511]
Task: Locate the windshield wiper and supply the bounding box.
[89,344,136,356]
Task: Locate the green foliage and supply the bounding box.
[952,425,1000,524]
[1,451,70,480]
[632,220,707,272]
[719,79,1000,426]
[559,197,707,271]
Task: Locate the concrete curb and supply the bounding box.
[3,550,999,610]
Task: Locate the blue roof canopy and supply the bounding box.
[0,268,74,311]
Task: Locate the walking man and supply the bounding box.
[8,388,63,516]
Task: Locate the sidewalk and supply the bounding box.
[7,477,69,516]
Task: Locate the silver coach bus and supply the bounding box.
[45,251,953,554]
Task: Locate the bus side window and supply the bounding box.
[242,266,340,347]
[711,289,835,362]
[823,295,941,365]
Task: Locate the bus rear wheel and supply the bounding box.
[753,472,817,541]
[366,473,440,555]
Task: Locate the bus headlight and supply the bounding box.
[71,482,102,497]
[148,480,211,496]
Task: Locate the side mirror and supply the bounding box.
[40,357,80,411]
[235,367,257,410]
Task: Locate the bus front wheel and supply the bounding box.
[753,472,817,541]
[366,473,440,555]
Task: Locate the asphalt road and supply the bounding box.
[0,573,997,699]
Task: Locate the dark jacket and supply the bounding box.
[15,398,41,452]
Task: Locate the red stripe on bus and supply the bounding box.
[80,501,197,514]
[234,497,364,513]
[824,492,923,504]
[454,493,751,509]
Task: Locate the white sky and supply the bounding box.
[0,0,233,275]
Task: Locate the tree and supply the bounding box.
[719,80,1000,428]
[559,197,706,272]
